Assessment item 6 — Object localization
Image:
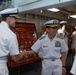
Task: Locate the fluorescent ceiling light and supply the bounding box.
[47,8,60,12]
[70,15,76,19]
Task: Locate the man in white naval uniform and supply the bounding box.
[57,21,68,46]
[0,8,25,75]
[70,26,76,75]
[71,26,76,55]
[70,56,76,75]
[24,19,68,75]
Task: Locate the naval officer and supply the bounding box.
[0,8,25,75]
[24,19,68,75]
[70,26,76,75]
[57,21,68,46]
[71,26,76,54]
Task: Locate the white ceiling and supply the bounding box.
[17,0,76,20]
[0,0,76,20]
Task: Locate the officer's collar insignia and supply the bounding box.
[55,41,61,47]
[43,45,48,48]
[57,34,64,39]
[39,35,46,40]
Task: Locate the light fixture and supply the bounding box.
[40,10,43,13]
[70,15,76,19]
[47,8,60,12]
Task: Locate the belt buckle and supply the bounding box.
[51,58,55,61]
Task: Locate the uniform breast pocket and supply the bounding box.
[42,47,49,54]
[55,47,61,52]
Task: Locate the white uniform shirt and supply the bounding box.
[64,31,68,46]
[57,27,68,46]
[71,31,76,50]
[31,34,68,59]
[0,21,19,62]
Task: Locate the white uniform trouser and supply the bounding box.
[70,55,76,75]
[0,62,9,75]
[41,59,62,75]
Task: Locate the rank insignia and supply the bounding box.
[43,45,48,48]
[57,34,64,39]
[55,41,61,47]
[53,20,58,24]
[39,35,46,40]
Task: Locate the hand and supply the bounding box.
[62,67,66,75]
[58,29,63,34]
[57,25,65,34]
[19,50,25,60]
[23,50,28,55]
[23,50,29,58]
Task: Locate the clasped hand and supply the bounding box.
[22,50,29,58]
